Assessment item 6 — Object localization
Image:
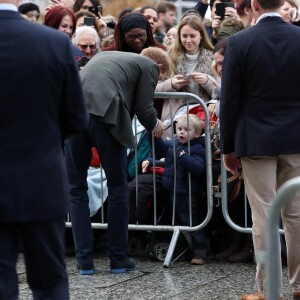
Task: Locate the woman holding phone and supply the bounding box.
[157,14,218,135]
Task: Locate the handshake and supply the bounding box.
[153,119,164,138]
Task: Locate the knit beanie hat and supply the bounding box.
[18,2,40,14]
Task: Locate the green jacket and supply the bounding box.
[80,51,159,148]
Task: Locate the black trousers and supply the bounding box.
[0,219,69,300]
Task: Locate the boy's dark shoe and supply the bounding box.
[190,256,206,265]
[77,264,95,275]
[110,258,135,274]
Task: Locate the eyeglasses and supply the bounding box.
[125,32,147,41]
[78,44,97,50]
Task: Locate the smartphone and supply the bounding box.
[84,16,95,26]
[88,5,102,17]
[292,9,298,22]
[182,73,192,80]
[215,2,234,21]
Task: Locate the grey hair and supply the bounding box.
[72,26,101,48]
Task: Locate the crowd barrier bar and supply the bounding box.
[265,177,300,300]
[66,92,214,268]
[220,158,285,235]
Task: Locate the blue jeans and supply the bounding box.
[172,193,207,257]
[66,114,129,267]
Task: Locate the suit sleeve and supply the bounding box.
[219,36,242,154]
[60,39,89,140]
[135,63,160,132]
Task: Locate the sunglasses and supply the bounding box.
[125,32,147,41]
[78,44,97,50]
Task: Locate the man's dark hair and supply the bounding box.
[236,0,251,16]
[256,0,284,10]
[156,1,176,14]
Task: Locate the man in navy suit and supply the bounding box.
[0,0,88,299]
[220,0,300,299]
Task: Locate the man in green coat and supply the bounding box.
[66,51,164,274]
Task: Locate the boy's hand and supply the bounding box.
[142,160,150,173]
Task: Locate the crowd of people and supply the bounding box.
[1,0,300,299]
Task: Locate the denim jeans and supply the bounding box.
[66,114,129,267]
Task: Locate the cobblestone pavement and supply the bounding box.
[17,249,292,300]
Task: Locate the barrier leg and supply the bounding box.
[163,227,180,268]
[266,177,300,300]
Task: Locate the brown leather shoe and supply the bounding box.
[242,292,265,300]
[294,292,300,299]
[228,247,253,263]
[241,292,284,300]
[214,246,241,261]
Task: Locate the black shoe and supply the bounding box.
[110,258,135,274]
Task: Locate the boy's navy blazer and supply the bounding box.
[0,10,88,222]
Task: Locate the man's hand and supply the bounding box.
[223,152,241,175]
[153,119,164,138]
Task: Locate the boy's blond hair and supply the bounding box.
[177,114,203,133]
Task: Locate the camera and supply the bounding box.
[88,6,102,17]
[215,2,234,21]
[84,16,95,26]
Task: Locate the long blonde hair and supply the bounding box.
[169,15,213,73]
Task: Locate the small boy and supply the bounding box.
[142,113,207,265]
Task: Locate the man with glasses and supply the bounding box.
[72,26,100,68]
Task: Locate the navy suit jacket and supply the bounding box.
[0,11,88,222]
[220,17,300,157]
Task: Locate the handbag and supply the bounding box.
[218,171,244,203]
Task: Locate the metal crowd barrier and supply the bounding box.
[265,177,300,300]
[219,157,285,235]
[66,92,214,267]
